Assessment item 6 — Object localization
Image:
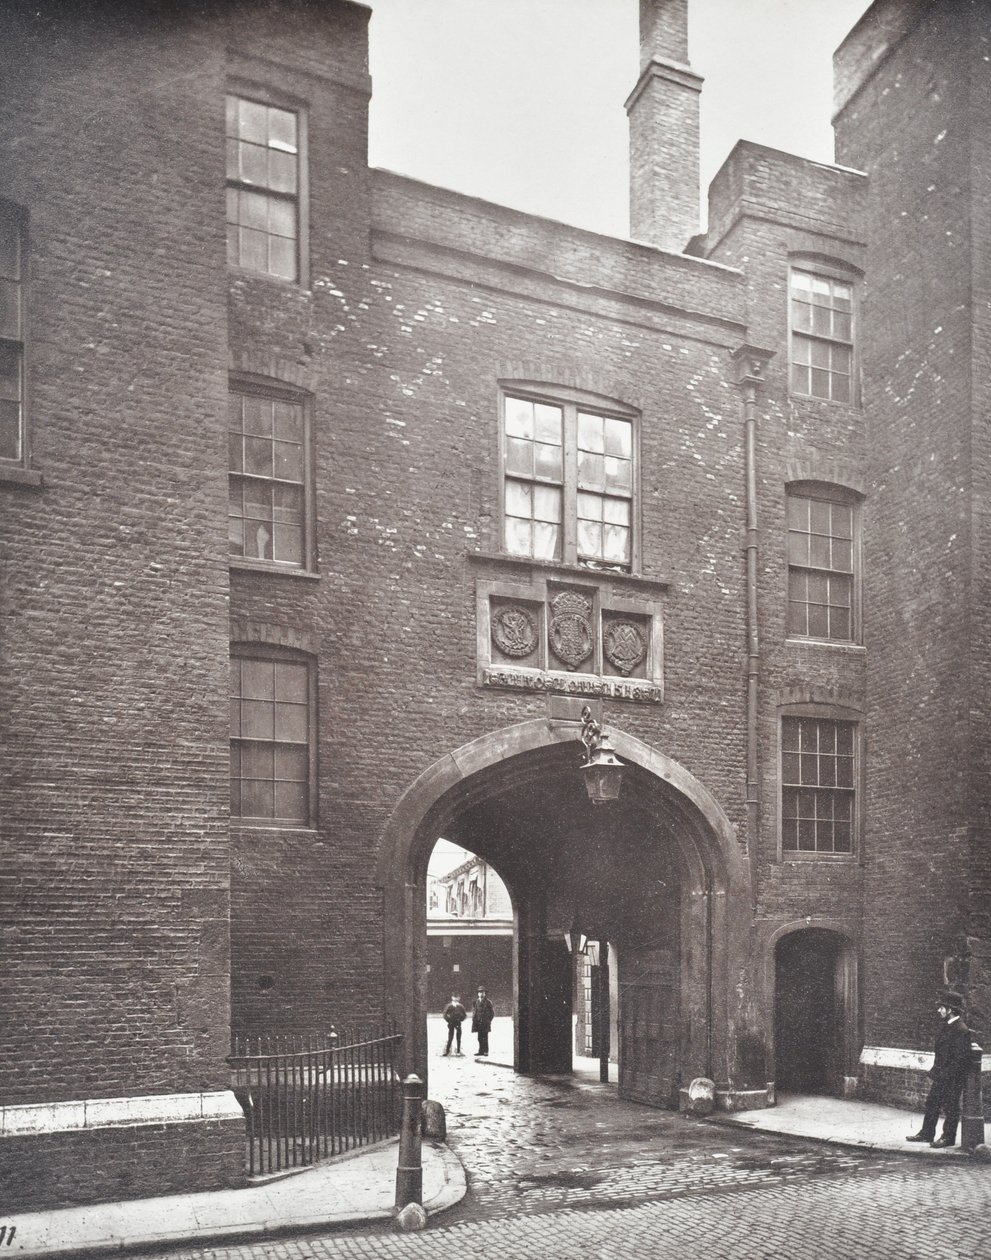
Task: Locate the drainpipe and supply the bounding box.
[732,346,774,913]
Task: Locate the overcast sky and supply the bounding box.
[367,0,870,238]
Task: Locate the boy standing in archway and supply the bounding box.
[472,986,495,1058]
[442,994,467,1056]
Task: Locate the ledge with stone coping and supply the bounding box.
[859,1046,991,1072]
[0,1091,244,1136]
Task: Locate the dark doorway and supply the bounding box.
[774,928,845,1094]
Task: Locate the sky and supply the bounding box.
[367,0,870,239]
[429,838,473,877]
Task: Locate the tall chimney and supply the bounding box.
[625,0,702,251]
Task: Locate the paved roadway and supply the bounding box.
[147,1019,991,1260]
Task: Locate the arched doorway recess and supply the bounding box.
[771,925,858,1097]
[377,718,761,1110]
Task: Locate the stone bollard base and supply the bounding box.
[681,1077,716,1117]
[422,1099,446,1141]
[395,1202,428,1231]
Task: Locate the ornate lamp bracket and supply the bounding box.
[579,704,624,805]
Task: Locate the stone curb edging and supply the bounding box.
[3,1141,467,1259]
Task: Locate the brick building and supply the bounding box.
[426,851,512,1013]
[1,0,988,1210]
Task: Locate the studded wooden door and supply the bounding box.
[618,946,679,1107]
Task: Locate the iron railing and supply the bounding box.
[229,1024,403,1177]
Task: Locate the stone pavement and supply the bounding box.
[2,1139,464,1258]
[5,1017,987,1258]
[136,1021,991,1260]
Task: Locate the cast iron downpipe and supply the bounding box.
[732,346,774,912]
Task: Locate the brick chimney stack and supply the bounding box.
[625,0,702,252]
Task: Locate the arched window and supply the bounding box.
[785,483,862,643]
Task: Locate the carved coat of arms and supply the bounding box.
[491,605,538,658]
[604,619,646,676]
[549,590,594,671]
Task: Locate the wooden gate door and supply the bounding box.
[618,946,679,1107]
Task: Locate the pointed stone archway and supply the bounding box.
[376,716,761,1109]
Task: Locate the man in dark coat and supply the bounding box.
[471,986,495,1057]
[441,993,466,1056]
[907,989,973,1148]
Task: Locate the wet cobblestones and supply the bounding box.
[429,1023,891,1223]
[144,1021,991,1259]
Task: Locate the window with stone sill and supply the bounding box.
[0,201,27,468]
[780,715,858,858]
[230,647,316,827]
[226,93,303,283]
[789,267,856,404]
[786,488,860,643]
[228,382,313,570]
[501,387,637,572]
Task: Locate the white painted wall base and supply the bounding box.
[0,1091,244,1136]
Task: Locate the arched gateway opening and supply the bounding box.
[377,718,753,1108]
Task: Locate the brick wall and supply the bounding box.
[700,143,868,988]
[0,1120,245,1212]
[0,0,240,1197]
[5,0,991,1206]
[226,206,755,1030]
[835,0,982,1053]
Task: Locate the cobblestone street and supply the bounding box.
[142,1020,991,1260]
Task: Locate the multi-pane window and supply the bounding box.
[781,717,856,856]
[0,203,25,464]
[226,94,300,281]
[786,492,856,641]
[503,392,634,570]
[790,269,854,403]
[230,653,312,825]
[228,388,309,568]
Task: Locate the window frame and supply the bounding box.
[785,482,862,646]
[498,383,641,574]
[777,705,861,862]
[0,200,29,476]
[225,86,309,286]
[230,644,318,829]
[228,374,316,575]
[787,260,859,406]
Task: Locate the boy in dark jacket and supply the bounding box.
[442,994,467,1056]
[471,986,495,1057]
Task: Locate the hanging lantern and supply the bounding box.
[579,706,625,804]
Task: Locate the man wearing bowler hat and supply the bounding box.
[906,989,972,1148]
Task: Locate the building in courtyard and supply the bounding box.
[426,848,512,1013]
[2,0,989,1211]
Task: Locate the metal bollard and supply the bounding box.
[395,1073,424,1209]
[961,1038,985,1152]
